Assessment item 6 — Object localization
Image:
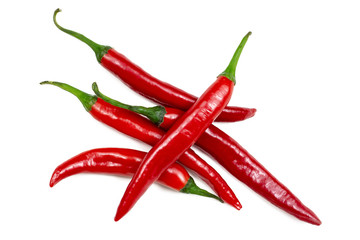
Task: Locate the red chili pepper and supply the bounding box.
[94,84,321,225]
[113,32,251,221]
[92,85,321,225]
[52,8,256,122]
[50,148,222,201]
[41,81,240,210]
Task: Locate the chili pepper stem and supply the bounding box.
[219,31,252,84]
[180,177,224,203]
[40,81,97,112]
[92,82,166,125]
[53,8,111,63]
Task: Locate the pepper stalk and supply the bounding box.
[92,82,166,125]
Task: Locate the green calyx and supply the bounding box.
[219,31,252,84]
[53,8,112,63]
[92,82,167,125]
[40,81,97,112]
[180,177,224,203]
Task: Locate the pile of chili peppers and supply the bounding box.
[43,8,321,225]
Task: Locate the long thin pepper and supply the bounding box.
[41,81,240,209]
[52,8,256,122]
[50,148,222,201]
[114,32,251,221]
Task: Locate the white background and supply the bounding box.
[1,0,359,239]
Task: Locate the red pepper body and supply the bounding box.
[114,76,235,221]
[50,148,188,191]
[101,49,255,122]
[89,98,240,209]
[52,9,255,122]
[159,107,321,225]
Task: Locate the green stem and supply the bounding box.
[40,81,97,112]
[92,82,166,125]
[180,177,224,203]
[53,8,112,63]
[219,31,252,84]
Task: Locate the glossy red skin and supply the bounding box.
[89,98,240,209]
[101,48,256,122]
[114,76,234,221]
[50,148,189,191]
[160,108,321,225]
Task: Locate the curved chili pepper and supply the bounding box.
[114,32,250,221]
[94,86,321,225]
[52,8,256,122]
[93,89,321,226]
[50,148,222,201]
[40,81,240,210]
